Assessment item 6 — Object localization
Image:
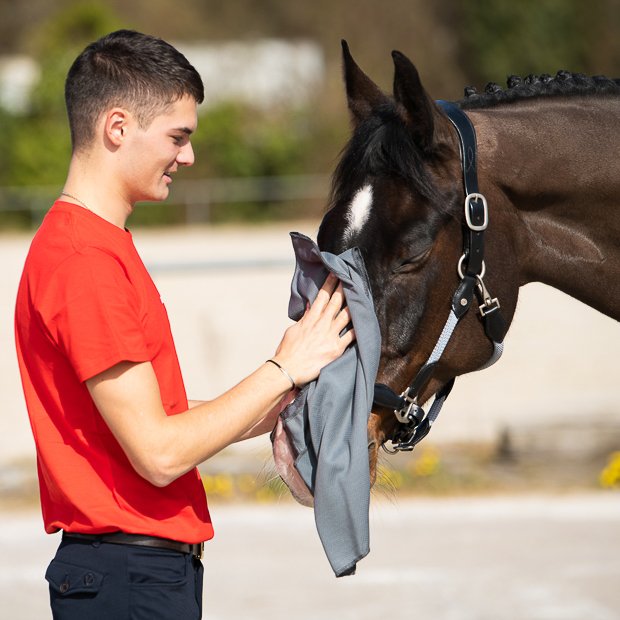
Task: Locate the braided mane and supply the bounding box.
[457,71,620,110]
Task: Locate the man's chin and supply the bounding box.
[138,187,170,204]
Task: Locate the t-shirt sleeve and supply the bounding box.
[40,248,151,382]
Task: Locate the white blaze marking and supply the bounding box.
[345,184,373,241]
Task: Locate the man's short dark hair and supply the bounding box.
[65,30,204,152]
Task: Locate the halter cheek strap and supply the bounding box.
[374,101,508,453]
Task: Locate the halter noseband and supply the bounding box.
[373,100,508,453]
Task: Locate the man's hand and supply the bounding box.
[271,273,355,386]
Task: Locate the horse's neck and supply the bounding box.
[471,98,620,321]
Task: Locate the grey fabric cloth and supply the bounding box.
[279,232,381,577]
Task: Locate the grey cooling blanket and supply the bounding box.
[275,232,381,577]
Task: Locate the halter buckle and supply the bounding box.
[465,193,488,231]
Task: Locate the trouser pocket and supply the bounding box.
[46,559,104,597]
[47,558,106,620]
[127,547,199,620]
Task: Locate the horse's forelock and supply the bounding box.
[331,102,436,210]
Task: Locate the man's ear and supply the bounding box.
[104,108,129,147]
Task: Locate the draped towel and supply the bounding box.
[274,232,381,577]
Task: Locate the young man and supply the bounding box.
[15,30,354,620]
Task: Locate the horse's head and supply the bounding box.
[318,42,519,481]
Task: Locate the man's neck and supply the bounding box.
[63,153,133,229]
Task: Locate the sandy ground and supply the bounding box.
[2,492,620,620]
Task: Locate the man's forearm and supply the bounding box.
[87,360,292,487]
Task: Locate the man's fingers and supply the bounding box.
[308,273,339,317]
[334,305,351,328]
[323,283,346,317]
[318,273,339,303]
[339,327,356,351]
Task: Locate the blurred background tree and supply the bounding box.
[454,0,620,88]
[5,3,123,186]
[1,0,620,227]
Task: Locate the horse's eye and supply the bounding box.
[393,249,431,273]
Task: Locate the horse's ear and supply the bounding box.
[342,40,388,127]
[392,51,438,150]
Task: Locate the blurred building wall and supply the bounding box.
[0,39,324,116]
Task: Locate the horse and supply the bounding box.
[306,41,620,485]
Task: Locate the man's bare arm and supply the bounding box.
[86,276,354,487]
[188,397,281,441]
[87,359,294,487]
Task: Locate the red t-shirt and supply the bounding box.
[15,201,213,544]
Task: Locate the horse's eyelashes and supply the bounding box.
[392,248,431,273]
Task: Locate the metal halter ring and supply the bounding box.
[457,255,486,280]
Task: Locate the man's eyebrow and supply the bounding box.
[173,126,195,135]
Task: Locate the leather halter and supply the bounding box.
[372,101,508,452]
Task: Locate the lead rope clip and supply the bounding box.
[476,274,500,316]
[395,390,424,425]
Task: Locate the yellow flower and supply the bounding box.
[202,474,215,494]
[256,487,276,504]
[600,451,620,488]
[236,474,256,494]
[214,472,235,499]
[407,446,441,477]
[376,468,403,489]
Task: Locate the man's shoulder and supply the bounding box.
[28,202,132,273]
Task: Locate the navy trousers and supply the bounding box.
[46,536,203,620]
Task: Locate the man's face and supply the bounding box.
[121,95,198,205]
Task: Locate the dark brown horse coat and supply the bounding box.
[316,42,620,480]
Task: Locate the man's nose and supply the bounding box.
[178,142,195,167]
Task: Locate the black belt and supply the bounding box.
[63,531,204,559]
